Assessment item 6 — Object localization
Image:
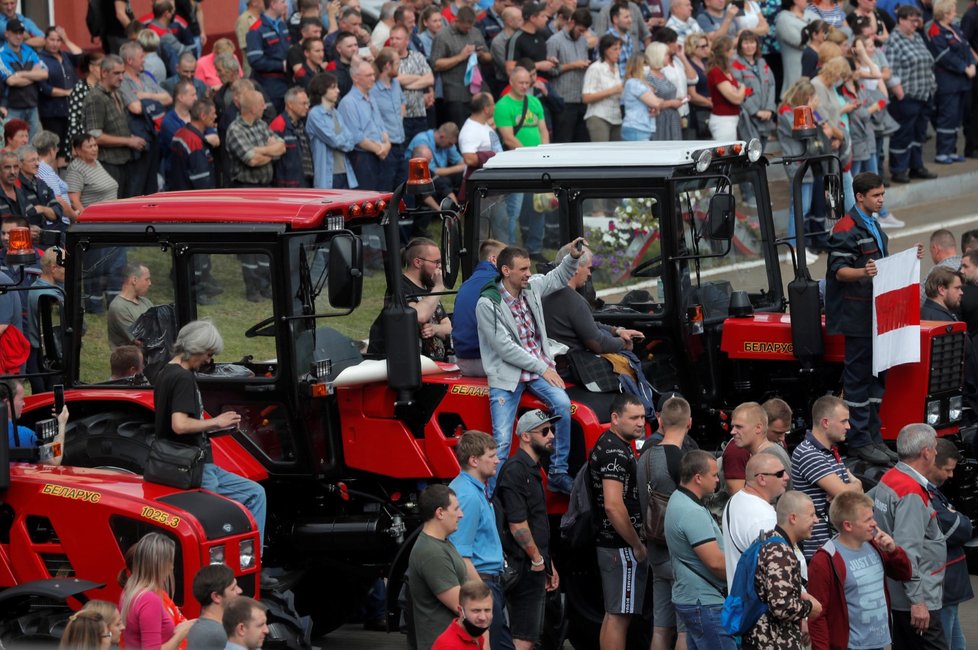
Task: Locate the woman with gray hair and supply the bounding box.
[645,42,686,141]
[32,130,77,221]
[153,320,267,546]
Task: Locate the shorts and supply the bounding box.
[597,546,648,615]
[507,570,546,642]
[652,570,685,632]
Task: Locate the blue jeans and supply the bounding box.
[7,106,40,139]
[941,603,966,650]
[489,377,571,482]
[486,579,516,650]
[502,193,523,245]
[620,126,652,141]
[202,463,267,546]
[674,603,737,650]
[786,180,813,244]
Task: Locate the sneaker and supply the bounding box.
[877,214,905,229]
[952,155,967,162]
[805,250,819,266]
[779,251,793,264]
[547,472,574,495]
[850,444,892,466]
[935,155,954,165]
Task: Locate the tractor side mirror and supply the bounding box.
[38,293,64,374]
[441,214,461,289]
[706,192,735,240]
[328,233,364,310]
[825,173,845,220]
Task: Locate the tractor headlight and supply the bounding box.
[926,400,941,426]
[695,149,712,173]
[949,396,963,422]
[209,545,226,565]
[747,138,762,162]
[240,540,256,570]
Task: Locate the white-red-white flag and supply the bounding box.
[872,247,920,376]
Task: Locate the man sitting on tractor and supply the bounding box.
[476,239,585,494]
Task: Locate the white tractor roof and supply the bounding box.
[481,140,747,169]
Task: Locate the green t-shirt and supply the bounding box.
[407,531,468,650]
[493,93,545,148]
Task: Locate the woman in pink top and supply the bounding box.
[195,38,243,90]
[120,534,195,650]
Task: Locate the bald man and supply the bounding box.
[722,453,789,591]
[225,90,285,188]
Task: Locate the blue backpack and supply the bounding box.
[720,533,786,636]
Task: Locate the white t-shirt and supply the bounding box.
[458,117,502,173]
[722,489,777,591]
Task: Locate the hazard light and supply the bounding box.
[687,305,704,335]
[792,105,817,140]
[406,158,434,196]
[5,226,34,266]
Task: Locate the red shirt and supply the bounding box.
[721,442,749,481]
[707,67,741,116]
[432,621,487,650]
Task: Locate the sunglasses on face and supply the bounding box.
[754,469,787,478]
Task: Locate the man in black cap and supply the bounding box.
[492,408,560,650]
[0,18,47,138]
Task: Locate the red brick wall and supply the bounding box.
[53,0,238,51]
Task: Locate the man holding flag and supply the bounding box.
[826,172,924,466]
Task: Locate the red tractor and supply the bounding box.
[0,136,968,648]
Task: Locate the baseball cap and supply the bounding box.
[516,409,561,436]
[5,19,24,33]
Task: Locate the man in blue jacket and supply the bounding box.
[453,238,504,376]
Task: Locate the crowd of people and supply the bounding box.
[405,390,972,650]
[0,0,964,265]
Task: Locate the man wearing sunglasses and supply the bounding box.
[721,453,789,591]
[493,409,560,650]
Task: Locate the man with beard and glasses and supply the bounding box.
[367,237,452,360]
[493,410,561,650]
[432,580,494,649]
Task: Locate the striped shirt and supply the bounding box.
[64,159,119,208]
[790,431,854,559]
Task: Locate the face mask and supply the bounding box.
[460,609,490,638]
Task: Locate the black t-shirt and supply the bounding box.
[494,448,550,565]
[589,430,643,548]
[154,362,213,462]
[366,274,447,360]
[507,29,548,66]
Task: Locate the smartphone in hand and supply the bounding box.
[53,384,64,414]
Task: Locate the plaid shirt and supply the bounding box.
[887,28,937,101]
[608,27,633,79]
[500,283,552,382]
[226,115,276,186]
[83,85,133,166]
